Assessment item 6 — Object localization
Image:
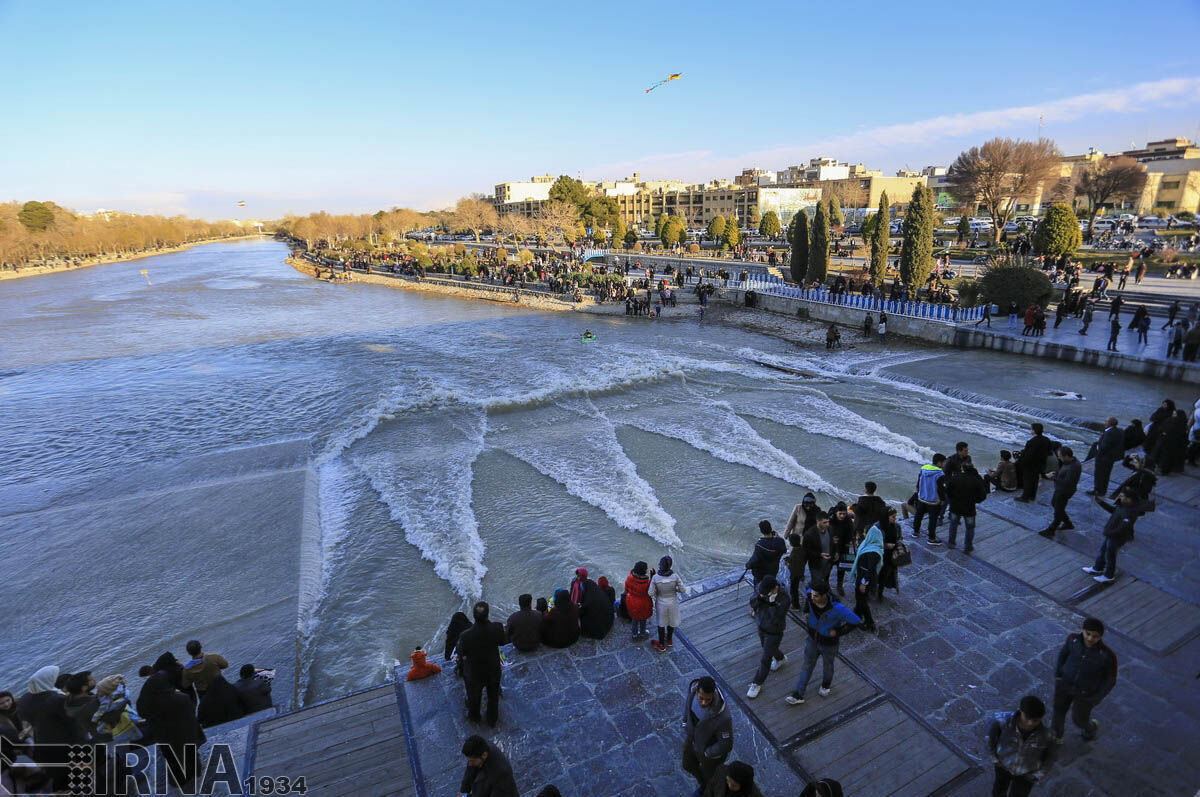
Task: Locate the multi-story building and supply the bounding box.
[1123,138,1200,214]
[493,174,555,205]
[734,168,777,186]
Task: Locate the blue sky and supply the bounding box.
[3,0,1199,219]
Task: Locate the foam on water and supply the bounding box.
[489,397,681,547]
[349,408,489,602]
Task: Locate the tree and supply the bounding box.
[1032,202,1082,259]
[747,206,760,229]
[654,213,666,239]
[548,175,591,208]
[611,217,627,250]
[1074,156,1146,239]
[979,257,1055,310]
[661,215,687,247]
[869,191,890,286]
[945,137,1063,243]
[860,212,877,241]
[722,215,741,249]
[956,215,971,244]
[808,201,830,284]
[789,210,809,283]
[759,210,781,239]
[899,185,935,287]
[453,197,498,242]
[828,196,844,229]
[17,201,55,232]
[623,227,638,248]
[535,200,579,243]
[707,215,726,243]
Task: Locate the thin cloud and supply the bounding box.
[588,76,1200,181]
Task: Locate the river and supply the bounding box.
[0,239,1174,705]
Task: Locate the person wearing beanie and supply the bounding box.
[569,567,590,606]
[745,520,787,588]
[1052,617,1117,743]
[987,695,1056,794]
[703,760,763,796]
[746,575,790,698]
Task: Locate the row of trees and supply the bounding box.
[1,201,252,267]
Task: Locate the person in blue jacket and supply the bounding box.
[911,454,947,545]
[784,582,861,705]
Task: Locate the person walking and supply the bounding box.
[1109,293,1123,320]
[877,316,887,344]
[1162,299,1180,329]
[1007,301,1019,329]
[1078,300,1094,335]
[624,562,654,641]
[911,454,947,544]
[681,677,734,793]
[987,696,1056,796]
[1039,446,1080,539]
[1052,618,1117,744]
[459,735,518,797]
[1015,424,1053,503]
[976,302,992,328]
[1087,417,1124,496]
[702,761,762,797]
[784,583,861,705]
[456,601,506,727]
[745,520,786,588]
[1136,313,1150,345]
[1082,489,1154,583]
[746,576,790,698]
[945,461,988,551]
[650,556,685,652]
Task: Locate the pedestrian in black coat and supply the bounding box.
[1088,417,1124,496]
[578,580,615,640]
[1040,447,1081,538]
[136,669,206,790]
[456,602,507,727]
[459,735,518,797]
[1016,423,1053,502]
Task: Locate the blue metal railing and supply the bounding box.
[729,278,984,323]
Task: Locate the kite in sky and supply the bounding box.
[644,73,682,93]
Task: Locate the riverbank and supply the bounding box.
[285,254,626,315]
[0,234,267,281]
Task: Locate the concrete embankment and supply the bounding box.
[286,255,626,314]
[719,287,1200,384]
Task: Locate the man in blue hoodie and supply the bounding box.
[784,582,861,705]
[911,454,947,545]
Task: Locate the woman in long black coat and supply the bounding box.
[578,580,614,639]
[541,589,581,648]
[1143,400,1176,456]
[1153,410,1190,474]
[874,508,903,599]
[136,667,206,790]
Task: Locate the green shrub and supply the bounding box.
[954,279,983,307]
[979,258,1055,309]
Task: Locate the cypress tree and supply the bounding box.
[869,191,890,287]
[790,210,809,283]
[722,214,741,249]
[828,196,844,228]
[900,185,935,288]
[808,201,830,284]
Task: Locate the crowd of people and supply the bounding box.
[1,642,274,794]
[437,391,1199,796]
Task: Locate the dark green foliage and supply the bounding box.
[722,215,741,249]
[869,191,890,286]
[957,215,971,242]
[18,201,55,232]
[808,201,830,284]
[623,227,638,247]
[707,215,726,243]
[899,185,935,287]
[954,279,983,307]
[548,175,591,207]
[759,210,781,238]
[790,210,809,283]
[1032,202,1082,258]
[979,258,1056,310]
[828,196,844,228]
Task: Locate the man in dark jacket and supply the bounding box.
[233,665,273,714]
[852,481,887,537]
[1052,617,1117,743]
[681,677,734,792]
[745,520,786,587]
[1016,423,1054,502]
[987,695,1056,795]
[746,576,790,698]
[801,513,836,587]
[827,503,855,595]
[504,594,542,653]
[945,462,987,552]
[1088,417,1124,496]
[1109,453,1156,500]
[702,761,763,797]
[456,601,507,727]
[459,734,518,797]
[62,671,99,742]
[1040,446,1081,538]
[1083,489,1153,583]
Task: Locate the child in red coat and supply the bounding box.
[624,562,654,641]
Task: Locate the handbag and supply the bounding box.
[890,542,913,567]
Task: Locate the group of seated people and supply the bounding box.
[1,640,273,794]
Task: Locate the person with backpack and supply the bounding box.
[745,576,790,699]
[1051,618,1117,744]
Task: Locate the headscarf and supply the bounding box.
[632,561,648,577]
[28,665,63,695]
[850,525,886,584]
[96,675,124,698]
[570,567,590,605]
[657,556,673,577]
[597,576,611,592]
[0,690,21,731]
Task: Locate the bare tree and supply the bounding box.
[453,197,498,242]
[1073,156,1147,238]
[945,137,1062,243]
[534,200,579,244]
[823,180,867,210]
[496,213,531,246]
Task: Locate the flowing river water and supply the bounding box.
[0,239,1171,705]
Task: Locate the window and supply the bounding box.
[1155,201,1175,209]
[1161,181,1180,190]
